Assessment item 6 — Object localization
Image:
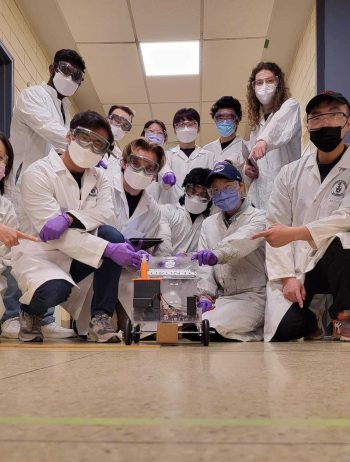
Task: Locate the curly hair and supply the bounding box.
[246,62,291,130]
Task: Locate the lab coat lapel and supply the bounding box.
[80,169,98,204]
[313,147,350,196]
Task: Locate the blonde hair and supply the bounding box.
[122,137,166,170]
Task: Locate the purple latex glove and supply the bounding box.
[103,242,143,269]
[39,213,71,242]
[97,159,107,169]
[191,250,218,266]
[162,171,176,187]
[197,298,213,314]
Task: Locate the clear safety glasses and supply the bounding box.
[109,114,132,132]
[127,153,160,176]
[185,184,210,202]
[71,127,110,155]
[214,111,237,122]
[56,61,84,84]
[174,120,198,130]
[252,76,278,88]
[145,128,165,137]
[307,112,350,130]
[208,181,240,198]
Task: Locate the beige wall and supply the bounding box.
[287,5,316,153]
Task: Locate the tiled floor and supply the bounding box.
[0,340,349,461]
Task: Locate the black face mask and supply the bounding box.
[309,126,342,152]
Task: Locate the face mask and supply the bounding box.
[53,72,79,97]
[213,188,241,212]
[145,132,165,146]
[255,83,277,105]
[69,140,102,168]
[216,120,236,138]
[111,125,126,141]
[309,126,343,153]
[184,195,208,214]
[0,163,6,180]
[124,166,153,190]
[176,127,198,143]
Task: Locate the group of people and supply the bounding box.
[0,48,350,344]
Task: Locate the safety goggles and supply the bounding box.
[252,76,278,88]
[214,112,237,122]
[174,120,198,130]
[185,184,210,202]
[208,181,240,198]
[127,153,159,176]
[71,127,110,155]
[109,114,132,132]
[145,128,165,137]
[56,61,84,84]
[307,112,350,130]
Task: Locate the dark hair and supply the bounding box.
[70,110,114,146]
[54,49,86,72]
[108,105,135,120]
[179,167,212,217]
[246,62,290,130]
[141,120,168,143]
[0,133,14,196]
[122,137,166,170]
[210,96,242,120]
[173,108,200,128]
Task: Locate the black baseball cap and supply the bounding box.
[206,161,242,187]
[306,91,350,115]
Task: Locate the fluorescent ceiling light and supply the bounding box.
[140,41,199,76]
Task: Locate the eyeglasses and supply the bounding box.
[127,153,159,176]
[109,114,132,132]
[56,61,84,84]
[307,112,349,130]
[174,120,198,130]
[208,181,239,198]
[185,184,210,201]
[252,76,278,88]
[71,127,110,155]
[214,112,237,122]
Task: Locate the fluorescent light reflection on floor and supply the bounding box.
[140,41,200,76]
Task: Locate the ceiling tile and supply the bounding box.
[147,76,200,103]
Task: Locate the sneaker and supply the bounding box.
[332,311,350,341]
[1,317,20,339]
[19,310,43,342]
[88,313,120,343]
[41,322,76,339]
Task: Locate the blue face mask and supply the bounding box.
[213,187,240,212]
[216,120,236,138]
[145,132,165,146]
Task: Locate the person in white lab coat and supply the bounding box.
[252,91,350,342]
[203,96,249,173]
[11,111,144,343]
[155,167,212,256]
[105,104,135,161]
[154,108,216,204]
[245,62,301,209]
[191,161,266,341]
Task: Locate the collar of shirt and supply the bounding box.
[222,199,249,228]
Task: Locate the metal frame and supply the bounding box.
[0,40,14,137]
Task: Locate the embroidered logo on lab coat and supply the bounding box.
[331,180,347,197]
[89,187,98,197]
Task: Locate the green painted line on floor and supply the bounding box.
[0,416,349,429]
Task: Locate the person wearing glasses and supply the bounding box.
[251,91,350,342]
[4,49,86,340]
[191,160,266,341]
[203,96,249,172]
[107,105,135,156]
[245,62,301,210]
[11,111,145,343]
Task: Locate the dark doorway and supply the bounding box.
[0,40,14,137]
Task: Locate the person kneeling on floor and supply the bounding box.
[11,110,145,343]
[191,160,267,341]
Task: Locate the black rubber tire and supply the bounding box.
[133,324,141,344]
[201,319,210,346]
[124,318,133,345]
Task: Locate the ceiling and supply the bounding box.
[18,0,314,147]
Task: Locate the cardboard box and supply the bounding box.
[156,323,178,344]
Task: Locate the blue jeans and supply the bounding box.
[21,226,124,317]
[1,266,54,325]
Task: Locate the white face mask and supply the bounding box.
[124,166,153,190]
[255,83,277,105]
[176,127,198,143]
[53,72,79,97]
[184,195,208,215]
[68,140,102,168]
[111,125,126,141]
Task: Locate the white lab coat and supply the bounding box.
[155,203,206,256]
[11,149,116,319]
[203,136,249,173]
[264,147,350,341]
[247,98,301,210]
[197,203,267,341]
[148,145,216,204]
